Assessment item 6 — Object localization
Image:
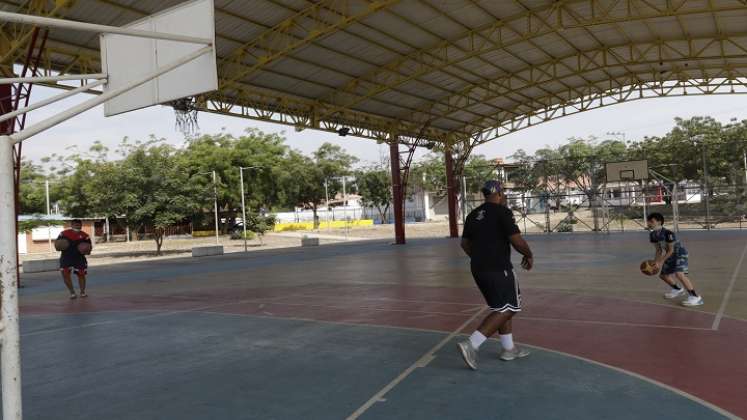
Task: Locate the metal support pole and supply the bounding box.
[324,179,330,229]
[672,183,680,233]
[342,176,347,220]
[9,46,212,144]
[212,170,219,244]
[389,139,405,244]
[445,148,458,238]
[239,167,247,252]
[0,136,23,420]
[641,181,647,226]
[0,79,106,125]
[703,145,711,230]
[0,11,212,45]
[46,179,52,251]
[460,176,467,223]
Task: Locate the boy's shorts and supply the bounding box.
[661,253,688,275]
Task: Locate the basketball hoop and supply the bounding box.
[168,96,199,136]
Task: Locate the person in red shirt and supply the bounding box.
[57,219,92,299]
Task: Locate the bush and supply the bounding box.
[192,230,216,238]
[556,220,573,232]
[230,230,255,240]
[244,213,276,236]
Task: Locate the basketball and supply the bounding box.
[640,260,659,276]
[77,242,92,255]
[54,238,70,251]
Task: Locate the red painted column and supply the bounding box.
[0,84,12,134]
[389,138,405,244]
[445,147,459,238]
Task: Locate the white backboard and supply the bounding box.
[605,160,649,183]
[101,0,217,116]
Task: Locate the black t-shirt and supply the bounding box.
[462,203,521,271]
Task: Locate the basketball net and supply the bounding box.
[169,96,199,136]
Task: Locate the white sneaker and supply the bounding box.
[664,288,686,299]
[457,340,478,370]
[499,346,530,361]
[681,295,704,307]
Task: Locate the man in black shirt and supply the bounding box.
[457,180,534,370]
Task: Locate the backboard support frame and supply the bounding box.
[0,3,216,419]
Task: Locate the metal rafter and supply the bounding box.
[308,0,747,128]
[249,0,503,121]
[218,0,399,92]
[3,0,747,147]
[411,33,747,132]
[469,70,747,145]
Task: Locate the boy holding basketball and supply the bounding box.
[646,213,703,306]
[57,219,92,299]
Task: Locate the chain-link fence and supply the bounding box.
[461,178,747,235]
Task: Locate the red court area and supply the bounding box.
[19,231,747,419]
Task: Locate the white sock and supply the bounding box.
[499,334,514,350]
[469,331,487,350]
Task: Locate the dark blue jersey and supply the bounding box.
[649,228,687,256]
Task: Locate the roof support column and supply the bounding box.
[389,134,405,245]
[445,146,459,238]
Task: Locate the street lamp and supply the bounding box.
[239,166,263,252]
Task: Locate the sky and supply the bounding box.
[18,84,747,169]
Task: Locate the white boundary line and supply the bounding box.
[18,306,742,419]
[345,307,486,420]
[521,316,713,331]
[712,238,747,331]
[521,342,742,420]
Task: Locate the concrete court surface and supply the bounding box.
[11,230,747,419]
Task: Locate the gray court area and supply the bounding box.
[13,230,746,419]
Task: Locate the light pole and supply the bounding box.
[692,135,710,230]
[239,166,263,252]
[45,179,52,251]
[212,170,219,243]
[324,179,330,229]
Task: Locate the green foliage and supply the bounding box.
[354,165,392,221]
[244,213,276,236]
[279,143,358,228]
[230,230,256,240]
[18,217,64,232]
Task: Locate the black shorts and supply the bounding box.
[472,269,521,313]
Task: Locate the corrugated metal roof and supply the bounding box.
[3,0,747,143]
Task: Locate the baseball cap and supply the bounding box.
[481,180,503,196]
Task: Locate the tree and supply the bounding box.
[111,140,201,255]
[179,129,291,233]
[411,153,447,198]
[354,166,392,222]
[18,159,50,214]
[462,155,498,193]
[280,143,357,228]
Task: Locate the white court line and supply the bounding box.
[712,238,747,331]
[521,342,742,420]
[521,316,713,331]
[20,293,308,337]
[345,307,486,420]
